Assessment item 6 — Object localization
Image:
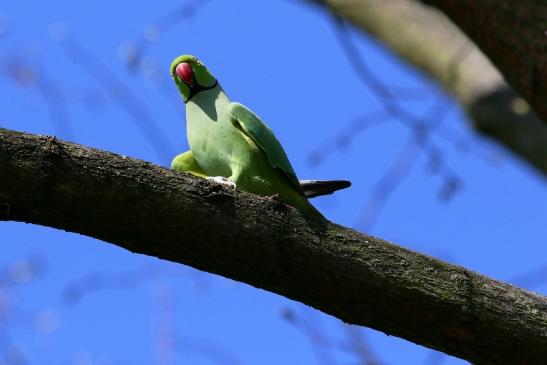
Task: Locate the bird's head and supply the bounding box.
[170,55,218,103]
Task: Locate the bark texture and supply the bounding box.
[310,0,547,176]
[419,0,547,123]
[1,127,547,364]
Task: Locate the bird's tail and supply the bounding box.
[299,180,351,198]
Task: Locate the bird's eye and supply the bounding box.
[175,63,194,86]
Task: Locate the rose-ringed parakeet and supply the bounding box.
[170,55,350,218]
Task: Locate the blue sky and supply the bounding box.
[1,0,546,364]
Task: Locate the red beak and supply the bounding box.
[175,63,194,86]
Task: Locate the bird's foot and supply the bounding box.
[267,193,282,201]
[207,176,236,189]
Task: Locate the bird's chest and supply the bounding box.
[186,107,251,176]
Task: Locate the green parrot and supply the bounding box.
[170,55,350,218]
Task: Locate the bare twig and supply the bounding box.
[328,19,462,227]
[3,57,74,140]
[305,0,547,175]
[54,34,176,162]
[281,307,340,365]
[120,0,214,72]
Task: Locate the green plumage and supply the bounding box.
[170,55,342,218]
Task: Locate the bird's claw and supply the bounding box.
[207,176,236,189]
[267,193,282,201]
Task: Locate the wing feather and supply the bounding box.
[228,102,304,194]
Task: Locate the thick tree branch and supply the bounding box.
[1,127,546,364]
[307,0,547,176]
[419,0,547,124]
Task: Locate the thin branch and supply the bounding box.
[333,17,467,170]
[307,110,394,167]
[1,127,546,364]
[0,256,45,365]
[61,264,186,306]
[2,57,74,140]
[121,0,214,72]
[281,307,340,365]
[330,19,462,227]
[356,135,420,230]
[175,337,240,365]
[308,0,547,176]
[341,324,384,365]
[54,34,176,163]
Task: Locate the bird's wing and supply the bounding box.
[228,102,304,194]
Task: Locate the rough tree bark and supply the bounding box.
[1,127,546,364]
[419,0,547,122]
[306,0,547,176]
